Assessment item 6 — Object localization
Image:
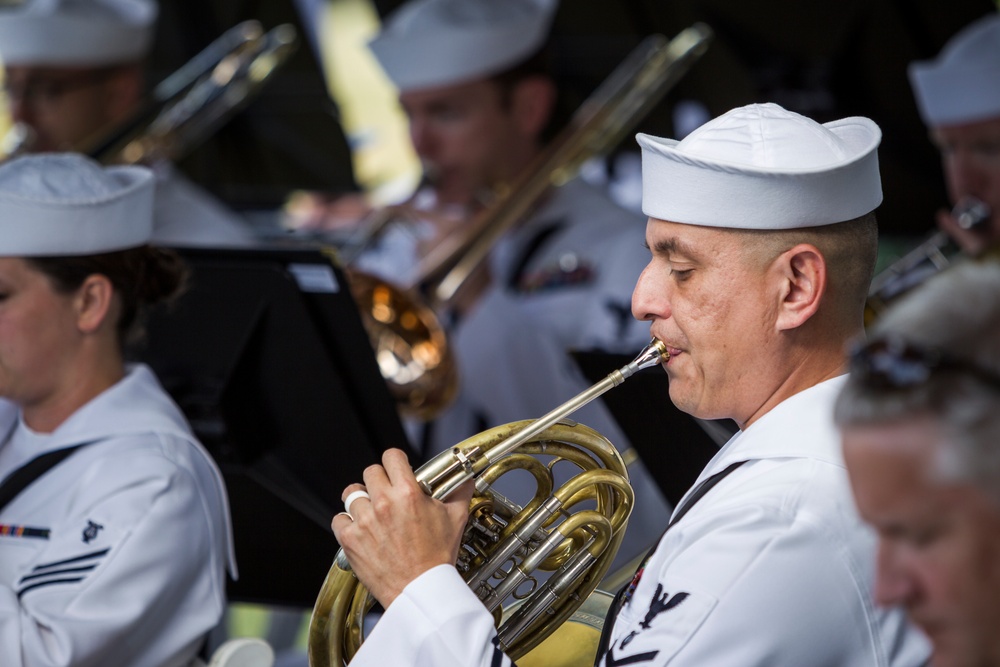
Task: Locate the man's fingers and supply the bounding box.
[362,459,392,494]
[331,511,354,537]
[381,448,414,483]
[341,483,367,504]
[937,209,988,256]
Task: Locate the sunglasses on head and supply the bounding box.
[849,335,1000,391]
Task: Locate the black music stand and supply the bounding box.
[128,245,410,607]
[571,350,736,507]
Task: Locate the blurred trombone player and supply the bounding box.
[346,0,675,569]
[0,0,255,247]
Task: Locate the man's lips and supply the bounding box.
[659,344,683,363]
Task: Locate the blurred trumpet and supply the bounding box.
[866,196,991,322]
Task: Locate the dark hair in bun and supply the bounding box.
[28,245,189,346]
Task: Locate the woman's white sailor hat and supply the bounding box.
[0,153,154,256]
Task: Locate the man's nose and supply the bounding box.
[873,541,916,608]
[632,264,669,322]
[409,118,435,157]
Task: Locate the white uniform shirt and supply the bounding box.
[345,376,930,667]
[0,364,236,667]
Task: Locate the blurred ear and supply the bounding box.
[773,244,826,331]
[509,75,556,138]
[74,274,115,334]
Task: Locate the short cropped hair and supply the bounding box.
[732,211,880,317]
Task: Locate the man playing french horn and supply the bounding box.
[327,103,932,666]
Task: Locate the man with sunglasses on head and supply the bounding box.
[0,0,254,248]
[837,259,1000,667]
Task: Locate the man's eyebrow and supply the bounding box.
[649,237,697,258]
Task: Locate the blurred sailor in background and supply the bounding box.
[0,0,256,247]
[909,12,1000,257]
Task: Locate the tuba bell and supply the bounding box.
[308,340,669,666]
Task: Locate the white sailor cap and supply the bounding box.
[0,153,154,256]
[0,0,157,67]
[909,13,1000,127]
[637,103,883,230]
[368,0,558,92]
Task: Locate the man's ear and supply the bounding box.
[774,244,826,332]
[509,75,556,138]
[75,274,116,334]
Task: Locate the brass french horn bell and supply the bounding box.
[308,339,669,667]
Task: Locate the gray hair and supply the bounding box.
[834,260,1000,497]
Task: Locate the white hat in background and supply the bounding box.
[637,103,882,230]
[0,0,158,67]
[0,153,154,256]
[368,0,558,93]
[908,13,1000,127]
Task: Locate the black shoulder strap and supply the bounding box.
[0,445,88,514]
[506,220,565,290]
[666,459,748,530]
[594,459,748,665]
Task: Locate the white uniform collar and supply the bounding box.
[0,364,192,458]
[0,363,238,578]
[695,374,848,484]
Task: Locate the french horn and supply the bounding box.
[308,340,669,666]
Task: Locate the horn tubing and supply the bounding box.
[428,339,668,500]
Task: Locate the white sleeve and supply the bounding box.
[349,565,514,667]
[0,446,227,667]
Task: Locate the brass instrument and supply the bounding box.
[866,196,991,322]
[308,339,669,667]
[91,21,298,165]
[346,269,458,420]
[348,25,712,420]
[1,20,297,163]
